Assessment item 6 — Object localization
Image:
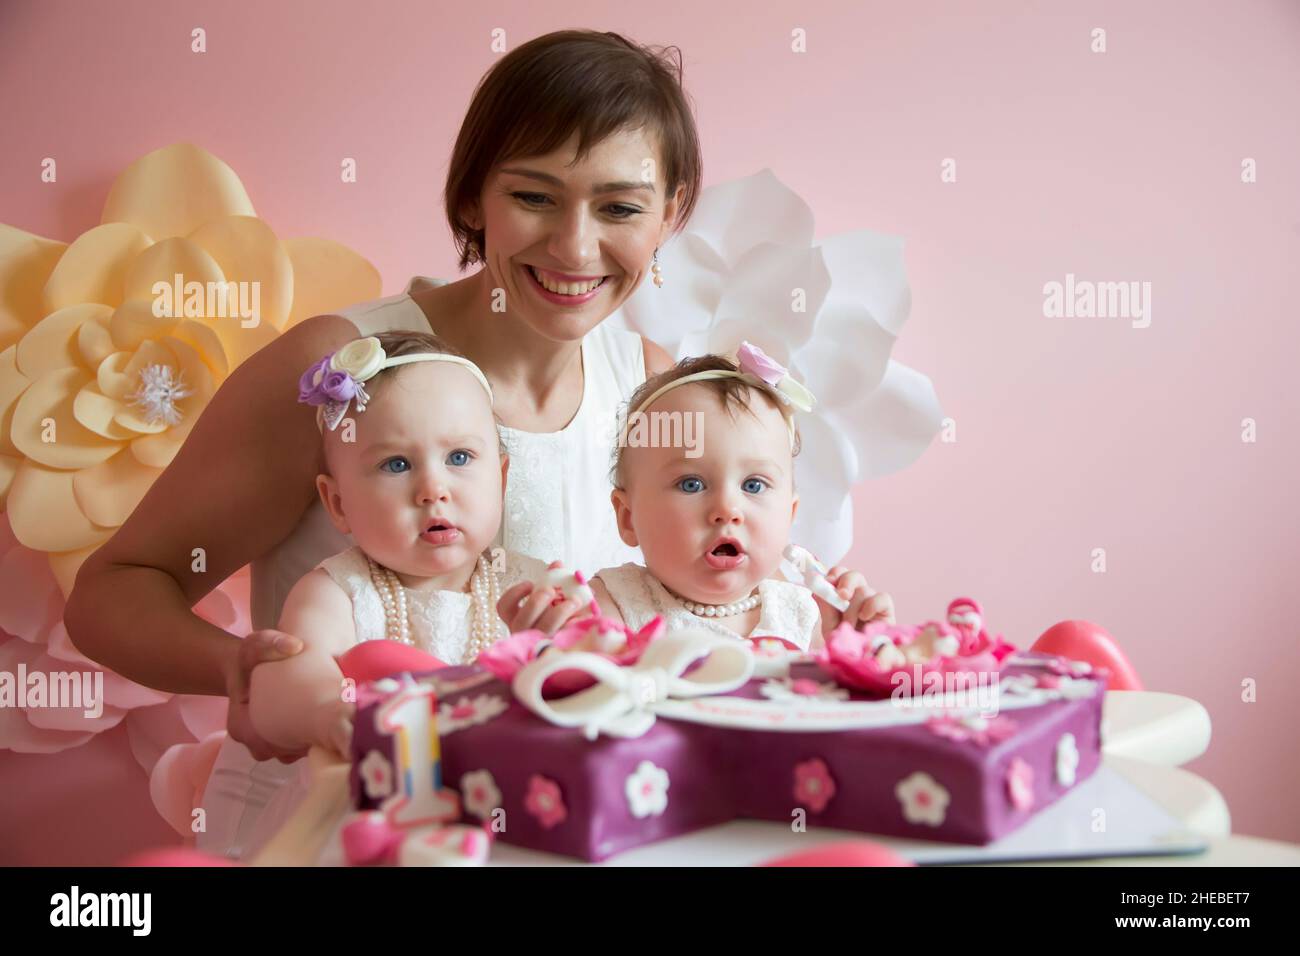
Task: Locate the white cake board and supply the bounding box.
[489,761,1208,867]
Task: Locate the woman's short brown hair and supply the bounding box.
[445,30,703,270]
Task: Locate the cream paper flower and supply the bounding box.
[0,143,379,766]
[0,142,381,594]
[610,169,944,565]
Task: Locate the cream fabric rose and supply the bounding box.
[0,143,381,594]
[329,336,386,381]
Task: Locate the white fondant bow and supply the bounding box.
[511,630,755,740]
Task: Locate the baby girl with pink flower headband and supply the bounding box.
[585,342,895,652]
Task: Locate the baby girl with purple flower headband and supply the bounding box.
[298,335,494,431]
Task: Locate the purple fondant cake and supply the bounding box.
[348,646,1106,862]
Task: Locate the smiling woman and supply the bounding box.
[64,30,704,833]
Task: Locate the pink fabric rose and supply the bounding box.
[736,341,787,387]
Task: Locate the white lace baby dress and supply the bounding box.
[317,546,546,663]
[198,546,545,861]
[596,562,822,653]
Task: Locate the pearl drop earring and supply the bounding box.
[651,248,664,288]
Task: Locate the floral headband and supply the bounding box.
[625,341,816,446]
[298,336,494,432]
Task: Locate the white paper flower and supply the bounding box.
[760,677,849,703]
[459,769,502,820]
[1055,733,1079,786]
[359,749,394,800]
[330,335,385,381]
[625,760,670,819]
[438,694,508,735]
[610,169,943,565]
[895,771,950,827]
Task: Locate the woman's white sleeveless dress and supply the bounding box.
[198,277,647,860]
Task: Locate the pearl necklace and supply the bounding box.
[365,552,502,664]
[665,585,762,619]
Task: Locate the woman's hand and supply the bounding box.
[818,567,895,632]
[224,630,310,763]
[496,562,591,635]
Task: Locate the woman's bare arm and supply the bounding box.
[64,313,361,697]
[249,569,358,754]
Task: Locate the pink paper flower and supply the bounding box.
[0,514,237,763]
[524,775,567,830]
[1006,757,1035,811]
[793,757,837,813]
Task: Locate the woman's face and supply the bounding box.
[472,127,684,343]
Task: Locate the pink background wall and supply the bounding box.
[1,0,1296,857]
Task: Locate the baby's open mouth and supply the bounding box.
[421,521,461,545]
[703,538,746,570]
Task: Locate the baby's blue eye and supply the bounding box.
[381,457,411,474]
[447,449,472,467]
[742,478,767,494]
[678,477,704,494]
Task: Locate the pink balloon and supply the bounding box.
[336,641,448,684]
[760,841,915,867]
[1031,620,1143,690]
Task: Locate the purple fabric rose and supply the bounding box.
[297,355,333,405]
[321,369,358,402]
